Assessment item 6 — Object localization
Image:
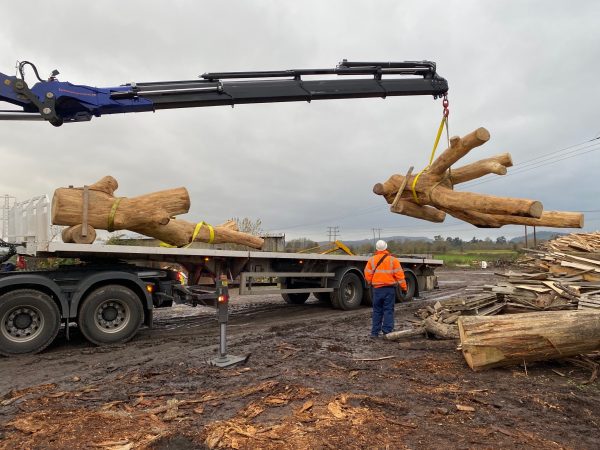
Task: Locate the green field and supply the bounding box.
[433,250,517,266]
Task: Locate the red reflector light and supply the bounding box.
[218,295,229,303]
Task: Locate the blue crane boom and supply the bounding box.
[0,60,448,126]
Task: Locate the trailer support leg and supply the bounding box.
[209,278,246,368]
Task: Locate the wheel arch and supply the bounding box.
[329,266,366,289]
[71,272,153,323]
[0,275,68,318]
[402,269,419,300]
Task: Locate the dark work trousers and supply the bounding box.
[371,286,396,336]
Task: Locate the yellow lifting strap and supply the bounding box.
[411,115,447,204]
[107,197,123,232]
[160,220,215,248]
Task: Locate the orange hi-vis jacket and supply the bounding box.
[364,250,407,290]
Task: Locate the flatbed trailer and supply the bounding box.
[0,197,442,356]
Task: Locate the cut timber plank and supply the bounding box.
[561,261,600,273]
[578,298,600,310]
[514,285,551,293]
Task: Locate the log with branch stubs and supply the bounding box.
[52,176,264,248]
[373,127,583,228]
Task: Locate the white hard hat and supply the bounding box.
[376,240,387,251]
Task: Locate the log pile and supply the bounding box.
[478,233,600,312]
[452,232,600,370]
[373,127,583,229]
[386,294,506,341]
[51,176,264,249]
[540,231,600,253]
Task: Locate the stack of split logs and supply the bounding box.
[373,127,584,229]
[388,232,600,372]
[482,232,600,312]
[52,176,264,249]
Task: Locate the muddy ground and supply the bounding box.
[1,268,599,449]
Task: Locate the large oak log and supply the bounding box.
[443,208,584,229]
[373,127,584,229]
[52,176,190,230]
[458,310,600,371]
[52,176,264,248]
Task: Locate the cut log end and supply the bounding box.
[62,224,97,244]
[475,127,491,143]
[529,201,543,219]
[373,183,385,195]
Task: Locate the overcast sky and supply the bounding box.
[1,0,599,243]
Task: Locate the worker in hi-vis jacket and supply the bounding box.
[364,240,407,338]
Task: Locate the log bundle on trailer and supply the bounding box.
[373,127,584,229]
[51,176,264,249]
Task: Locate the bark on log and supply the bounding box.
[429,188,543,218]
[390,200,446,222]
[424,318,459,340]
[458,311,600,371]
[140,218,264,248]
[444,208,584,229]
[428,128,490,175]
[450,153,513,184]
[384,327,426,340]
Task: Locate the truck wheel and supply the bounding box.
[314,292,331,303]
[397,272,417,302]
[78,285,143,346]
[0,289,61,356]
[282,292,310,304]
[331,273,363,310]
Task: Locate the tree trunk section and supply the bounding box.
[384,327,426,340]
[444,208,584,228]
[458,311,600,371]
[52,186,190,230]
[450,153,513,184]
[138,219,264,248]
[428,128,490,175]
[390,200,446,222]
[430,188,543,218]
[424,317,459,339]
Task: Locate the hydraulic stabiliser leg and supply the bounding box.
[209,277,246,368]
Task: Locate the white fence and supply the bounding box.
[7,196,50,250]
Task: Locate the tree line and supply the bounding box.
[285,235,525,255]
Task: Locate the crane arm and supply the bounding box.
[0,60,448,127]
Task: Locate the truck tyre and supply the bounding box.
[331,273,363,310]
[78,285,143,346]
[282,292,310,304]
[0,289,61,356]
[397,272,417,302]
